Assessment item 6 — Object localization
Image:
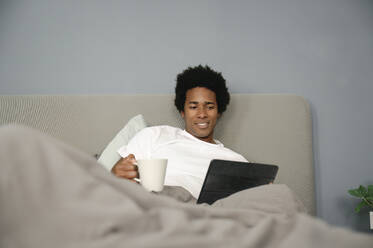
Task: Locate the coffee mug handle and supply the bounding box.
[132,162,140,182]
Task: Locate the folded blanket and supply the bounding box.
[0,125,372,248]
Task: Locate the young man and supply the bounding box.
[111,65,247,199]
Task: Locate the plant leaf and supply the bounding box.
[355,200,367,213]
[367,185,373,197]
[358,185,367,197]
[348,189,362,197]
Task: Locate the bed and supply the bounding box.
[0,94,315,213]
[0,94,371,247]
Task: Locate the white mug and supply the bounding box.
[136,159,168,192]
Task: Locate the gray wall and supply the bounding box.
[1,0,372,232]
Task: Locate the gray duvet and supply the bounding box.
[0,125,372,248]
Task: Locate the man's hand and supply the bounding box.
[111,154,139,182]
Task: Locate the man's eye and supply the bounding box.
[189,106,197,109]
[208,106,215,110]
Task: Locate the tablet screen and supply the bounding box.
[197,159,279,204]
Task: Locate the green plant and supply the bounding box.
[348,185,373,213]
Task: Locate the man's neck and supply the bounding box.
[200,137,216,144]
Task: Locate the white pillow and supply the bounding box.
[98,114,147,171]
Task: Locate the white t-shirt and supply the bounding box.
[117,125,248,198]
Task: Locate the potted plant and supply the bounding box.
[348,184,373,229]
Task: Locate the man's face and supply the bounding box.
[181,87,220,143]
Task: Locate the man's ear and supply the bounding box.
[217,113,221,119]
[180,111,185,119]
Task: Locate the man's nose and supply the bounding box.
[197,107,207,118]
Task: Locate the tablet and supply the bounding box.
[196,159,279,204]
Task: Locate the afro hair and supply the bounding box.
[174,65,230,114]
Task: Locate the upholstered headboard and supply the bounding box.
[0,94,315,214]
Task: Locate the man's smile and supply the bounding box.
[196,122,209,128]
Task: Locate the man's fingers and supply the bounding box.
[116,170,139,179]
[116,163,138,171]
[126,154,136,161]
[112,154,138,179]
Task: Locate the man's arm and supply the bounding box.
[111,154,138,182]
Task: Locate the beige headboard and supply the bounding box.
[0,94,315,214]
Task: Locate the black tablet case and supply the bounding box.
[197,159,279,205]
